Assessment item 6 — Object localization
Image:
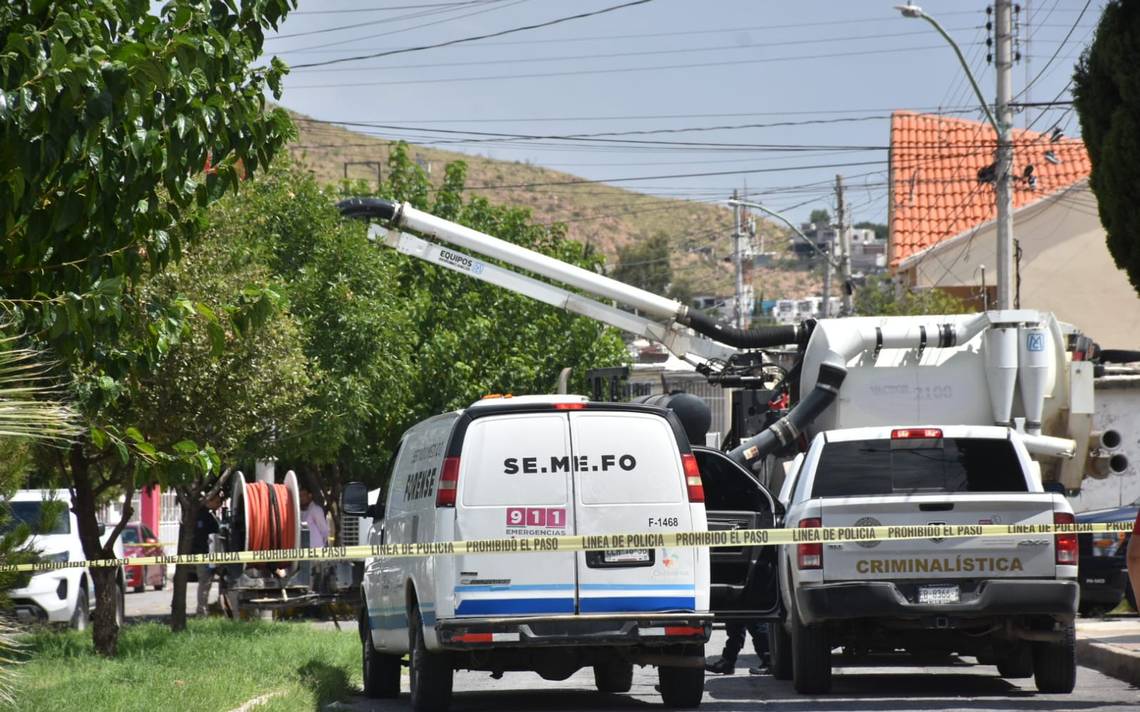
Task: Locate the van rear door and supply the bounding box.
[569,410,705,613]
[453,412,577,616]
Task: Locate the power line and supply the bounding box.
[267,1,505,41]
[289,28,954,73]
[1014,0,1093,101]
[288,0,659,70]
[286,43,987,88]
[291,2,501,15]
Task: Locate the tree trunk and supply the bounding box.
[170,490,201,633]
[69,443,130,657]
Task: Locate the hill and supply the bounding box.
[286,111,823,306]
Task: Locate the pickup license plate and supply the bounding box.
[603,549,651,564]
[918,584,960,604]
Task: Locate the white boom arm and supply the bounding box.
[370,225,737,363]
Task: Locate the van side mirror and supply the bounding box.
[342,482,371,517]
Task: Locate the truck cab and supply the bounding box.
[773,425,1078,695]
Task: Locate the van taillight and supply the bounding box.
[1054,512,1078,565]
[436,457,460,508]
[797,518,822,570]
[681,454,704,503]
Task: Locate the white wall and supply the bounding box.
[1067,380,1140,513]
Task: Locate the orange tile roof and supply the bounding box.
[889,111,1091,266]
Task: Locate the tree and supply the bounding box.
[129,209,311,632]
[809,209,832,226]
[854,275,969,316]
[1073,0,1140,295]
[612,232,673,297]
[0,0,295,656]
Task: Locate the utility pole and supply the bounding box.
[820,223,832,319]
[835,174,852,316]
[995,0,1015,310]
[732,189,746,329]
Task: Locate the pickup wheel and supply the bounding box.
[593,659,633,693]
[791,608,832,694]
[1032,623,1076,694]
[995,644,1033,679]
[768,619,793,680]
[409,606,453,711]
[657,646,704,709]
[361,606,401,699]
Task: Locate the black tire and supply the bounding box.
[133,585,144,593]
[362,607,401,699]
[593,659,634,693]
[1126,579,1137,612]
[791,607,832,694]
[657,648,704,709]
[996,644,1033,679]
[1033,623,1076,694]
[768,619,793,681]
[409,605,452,712]
[70,586,89,631]
[154,572,166,592]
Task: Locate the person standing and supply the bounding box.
[706,621,769,675]
[299,484,329,549]
[193,494,223,616]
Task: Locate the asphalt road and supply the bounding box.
[330,630,1140,712]
[125,591,1139,711]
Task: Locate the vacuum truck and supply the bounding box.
[335,196,1129,494]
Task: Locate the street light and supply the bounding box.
[727,199,844,317]
[893,4,998,133]
[895,1,1014,310]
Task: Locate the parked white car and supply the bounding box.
[5,489,125,629]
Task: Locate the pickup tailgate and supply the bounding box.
[821,493,1057,581]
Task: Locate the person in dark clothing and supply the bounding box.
[706,621,769,675]
[194,494,222,615]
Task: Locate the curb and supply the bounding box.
[1076,637,1140,687]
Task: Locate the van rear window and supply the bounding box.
[812,437,1028,497]
[460,414,571,507]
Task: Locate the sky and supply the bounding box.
[264,0,1101,228]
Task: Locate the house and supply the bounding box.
[888,111,1140,350]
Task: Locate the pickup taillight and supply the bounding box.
[797,517,822,570]
[681,454,704,503]
[1054,512,1078,565]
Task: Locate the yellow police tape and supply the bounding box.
[4,521,1133,574]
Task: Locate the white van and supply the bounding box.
[345,394,778,711]
[4,489,126,629]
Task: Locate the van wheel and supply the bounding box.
[996,644,1033,678]
[593,659,633,693]
[791,608,832,694]
[768,619,793,680]
[1033,623,1076,694]
[70,587,89,631]
[409,606,452,712]
[657,647,704,709]
[361,608,400,698]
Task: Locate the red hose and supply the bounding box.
[244,481,296,551]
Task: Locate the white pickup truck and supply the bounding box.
[772,426,1078,695]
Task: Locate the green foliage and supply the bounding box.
[854,275,969,316]
[809,209,832,225]
[14,619,358,711]
[612,232,673,297]
[1073,0,1140,294]
[854,221,888,242]
[0,0,295,360]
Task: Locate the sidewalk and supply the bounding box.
[1076,615,1140,687]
